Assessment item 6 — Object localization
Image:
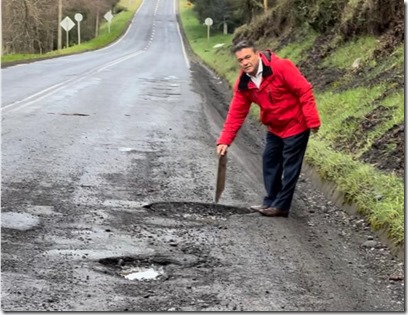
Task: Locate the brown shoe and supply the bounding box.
[258,207,289,217]
[249,204,269,212]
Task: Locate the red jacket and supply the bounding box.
[217,50,321,145]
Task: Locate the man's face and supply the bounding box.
[235,47,259,76]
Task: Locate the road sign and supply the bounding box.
[104,10,113,33]
[74,13,83,22]
[204,18,213,26]
[204,18,213,46]
[60,16,75,31]
[74,13,83,45]
[60,16,75,48]
[104,10,113,22]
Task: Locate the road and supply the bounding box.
[1,0,404,311]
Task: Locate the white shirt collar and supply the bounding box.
[246,58,263,79]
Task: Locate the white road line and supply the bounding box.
[2,50,144,112]
[175,0,190,69]
[96,51,144,72]
[1,76,85,113]
[2,81,69,110]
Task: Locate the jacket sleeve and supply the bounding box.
[279,59,321,129]
[217,89,251,146]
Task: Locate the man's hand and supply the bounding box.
[217,144,228,156]
[311,127,319,134]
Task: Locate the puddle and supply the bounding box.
[99,256,173,281]
[118,147,137,152]
[98,253,214,280]
[1,212,40,230]
[120,266,164,281]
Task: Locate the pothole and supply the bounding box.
[1,212,40,230]
[143,202,251,217]
[97,252,215,281]
[98,255,183,281]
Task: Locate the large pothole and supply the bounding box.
[142,202,251,217]
[97,253,209,281]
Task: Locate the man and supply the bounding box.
[216,40,320,217]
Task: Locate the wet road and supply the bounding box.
[1,0,404,311]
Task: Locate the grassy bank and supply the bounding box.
[178,0,404,247]
[1,0,142,65]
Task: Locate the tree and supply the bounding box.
[2,0,119,54]
[191,0,264,33]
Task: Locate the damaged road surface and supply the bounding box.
[1,0,404,312]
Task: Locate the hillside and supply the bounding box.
[178,0,404,253]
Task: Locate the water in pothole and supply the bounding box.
[120,266,164,281]
[1,212,40,230]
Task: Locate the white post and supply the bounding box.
[77,21,81,44]
[74,14,83,45]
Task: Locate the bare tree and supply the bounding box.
[2,0,119,54]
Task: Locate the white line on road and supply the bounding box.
[2,76,89,114]
[2,81,70,110]
[2,50,145,113]
[175,0,190,69]
[96,51,144,72]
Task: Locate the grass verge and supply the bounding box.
[178,0,404,248]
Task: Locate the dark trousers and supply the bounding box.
[262,130,310,212]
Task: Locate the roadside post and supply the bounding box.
[74,13,83,45]
[204,17,213,47]
[60,16,75,48]
[104,10,114,33]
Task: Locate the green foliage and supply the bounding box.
[179,1,236,80]
[357,92,404,157]
[306,140,404,246]
[275,31,318,64]
[233,0,403,47]
[323,36,378,69]
[114,4,128,14]
[190,0,263,33]
[366,44,404,82]
[316,86,386,142]
[306,0,349,33]
[340,0,404,37]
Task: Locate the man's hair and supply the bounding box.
[231,39,257,54]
